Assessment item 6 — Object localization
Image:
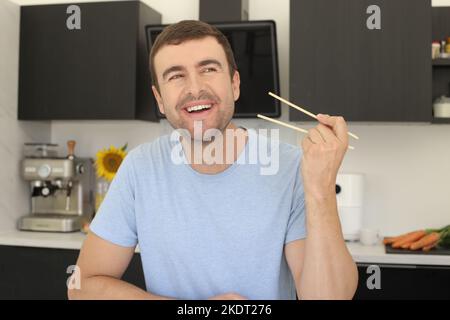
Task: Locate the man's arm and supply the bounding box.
[68,232,247,300]
[285,200,358,300]
[67,232,174,300]
[285,114,358,300]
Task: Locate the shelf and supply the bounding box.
[432,117,450,124]
[432,58,450,67]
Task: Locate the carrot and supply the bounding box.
[383,237,395,245]
[401,242,416,249]
[422,241,439,252]
[392,230,427,248]
[383,231,420,245]
[410,232,440,250]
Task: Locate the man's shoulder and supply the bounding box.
[125,134,172,165]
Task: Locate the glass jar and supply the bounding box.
[95,178,110,213]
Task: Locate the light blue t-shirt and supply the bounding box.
[89,128,307,300]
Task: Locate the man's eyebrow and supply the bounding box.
[162,65,185,81]
[197,59,223,69]
[161,60,223,80]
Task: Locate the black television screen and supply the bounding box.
[146,20,280,118]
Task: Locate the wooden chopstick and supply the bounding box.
[268,92,360,140]
[256,114,354,150]
[257,114,308,134]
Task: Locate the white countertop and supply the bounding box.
[0,230,449,266]
[0,230,86,250]
[346,241,450,267]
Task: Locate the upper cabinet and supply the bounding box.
[432,7,450,124]
[18,1,161,121]
[289,0,432,122]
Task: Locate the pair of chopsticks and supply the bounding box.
[257,92,359,150]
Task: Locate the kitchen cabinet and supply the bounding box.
[431,7,450,124]
[0,245,145,300]
[290,0,432,122]
[1,245,449,299]
[199,0,249,22]
[18,1,161,121]
[354,263,450,299]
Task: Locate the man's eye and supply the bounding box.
[203,67,217,73]
[169,74,183,81]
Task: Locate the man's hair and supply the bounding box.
[149,20,238,91]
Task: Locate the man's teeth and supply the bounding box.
[186,104,212,113]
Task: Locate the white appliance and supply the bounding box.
[336,173,365,241]
[433,96,450,118]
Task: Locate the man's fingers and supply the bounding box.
[315,123,336,143]
[307,128,324,144]
[316,114,349,145]
[301,134,313,152]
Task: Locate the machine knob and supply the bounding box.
[41,187,50,197]
[37,164,51,179]
[76,163,85,174]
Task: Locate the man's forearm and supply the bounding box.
[298,192,358,299]
[68,276,174,300]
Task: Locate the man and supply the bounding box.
[68,20,358,300]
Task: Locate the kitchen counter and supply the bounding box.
[0,230,450,266]
[346,241,450,266]
[0,230,86,250]
[0,230,141,252]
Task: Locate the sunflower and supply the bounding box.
[95,144,127,182]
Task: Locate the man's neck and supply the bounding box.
[181,122,248,175]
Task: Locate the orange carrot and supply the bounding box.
[410,232,440,250]
[392,230,427,248]
[422,241,439,252]
[383,231,419,245]
[401,242,415,249]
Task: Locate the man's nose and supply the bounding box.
[185,73,205,97]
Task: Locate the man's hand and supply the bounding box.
[301,114,349,200]
[208,293,247,300]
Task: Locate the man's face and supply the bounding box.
[152,36,240,138]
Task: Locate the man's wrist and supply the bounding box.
[304,185,336,202]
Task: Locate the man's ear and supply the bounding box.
[152,85,165,115]
[231,70,240,102]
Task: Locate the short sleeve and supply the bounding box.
[89,151,138,247]
[284,160,307,244]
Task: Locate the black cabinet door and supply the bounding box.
[355,263,450,299]
[290,0,432,122]
[18,1,161,121]
[0,246,146,300]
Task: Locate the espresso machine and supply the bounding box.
[18,141,95,232]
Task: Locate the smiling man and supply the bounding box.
[68,20,358,300]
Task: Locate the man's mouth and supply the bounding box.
[181,100,216,119]
[185,104,212,113]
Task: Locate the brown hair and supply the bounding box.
[149,20,237,91]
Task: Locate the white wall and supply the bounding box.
[0,0,51,232]
[433,0,450,6]
[4,0,450,236]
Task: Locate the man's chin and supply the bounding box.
[166,114,233,141]
[187,125,219,142]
